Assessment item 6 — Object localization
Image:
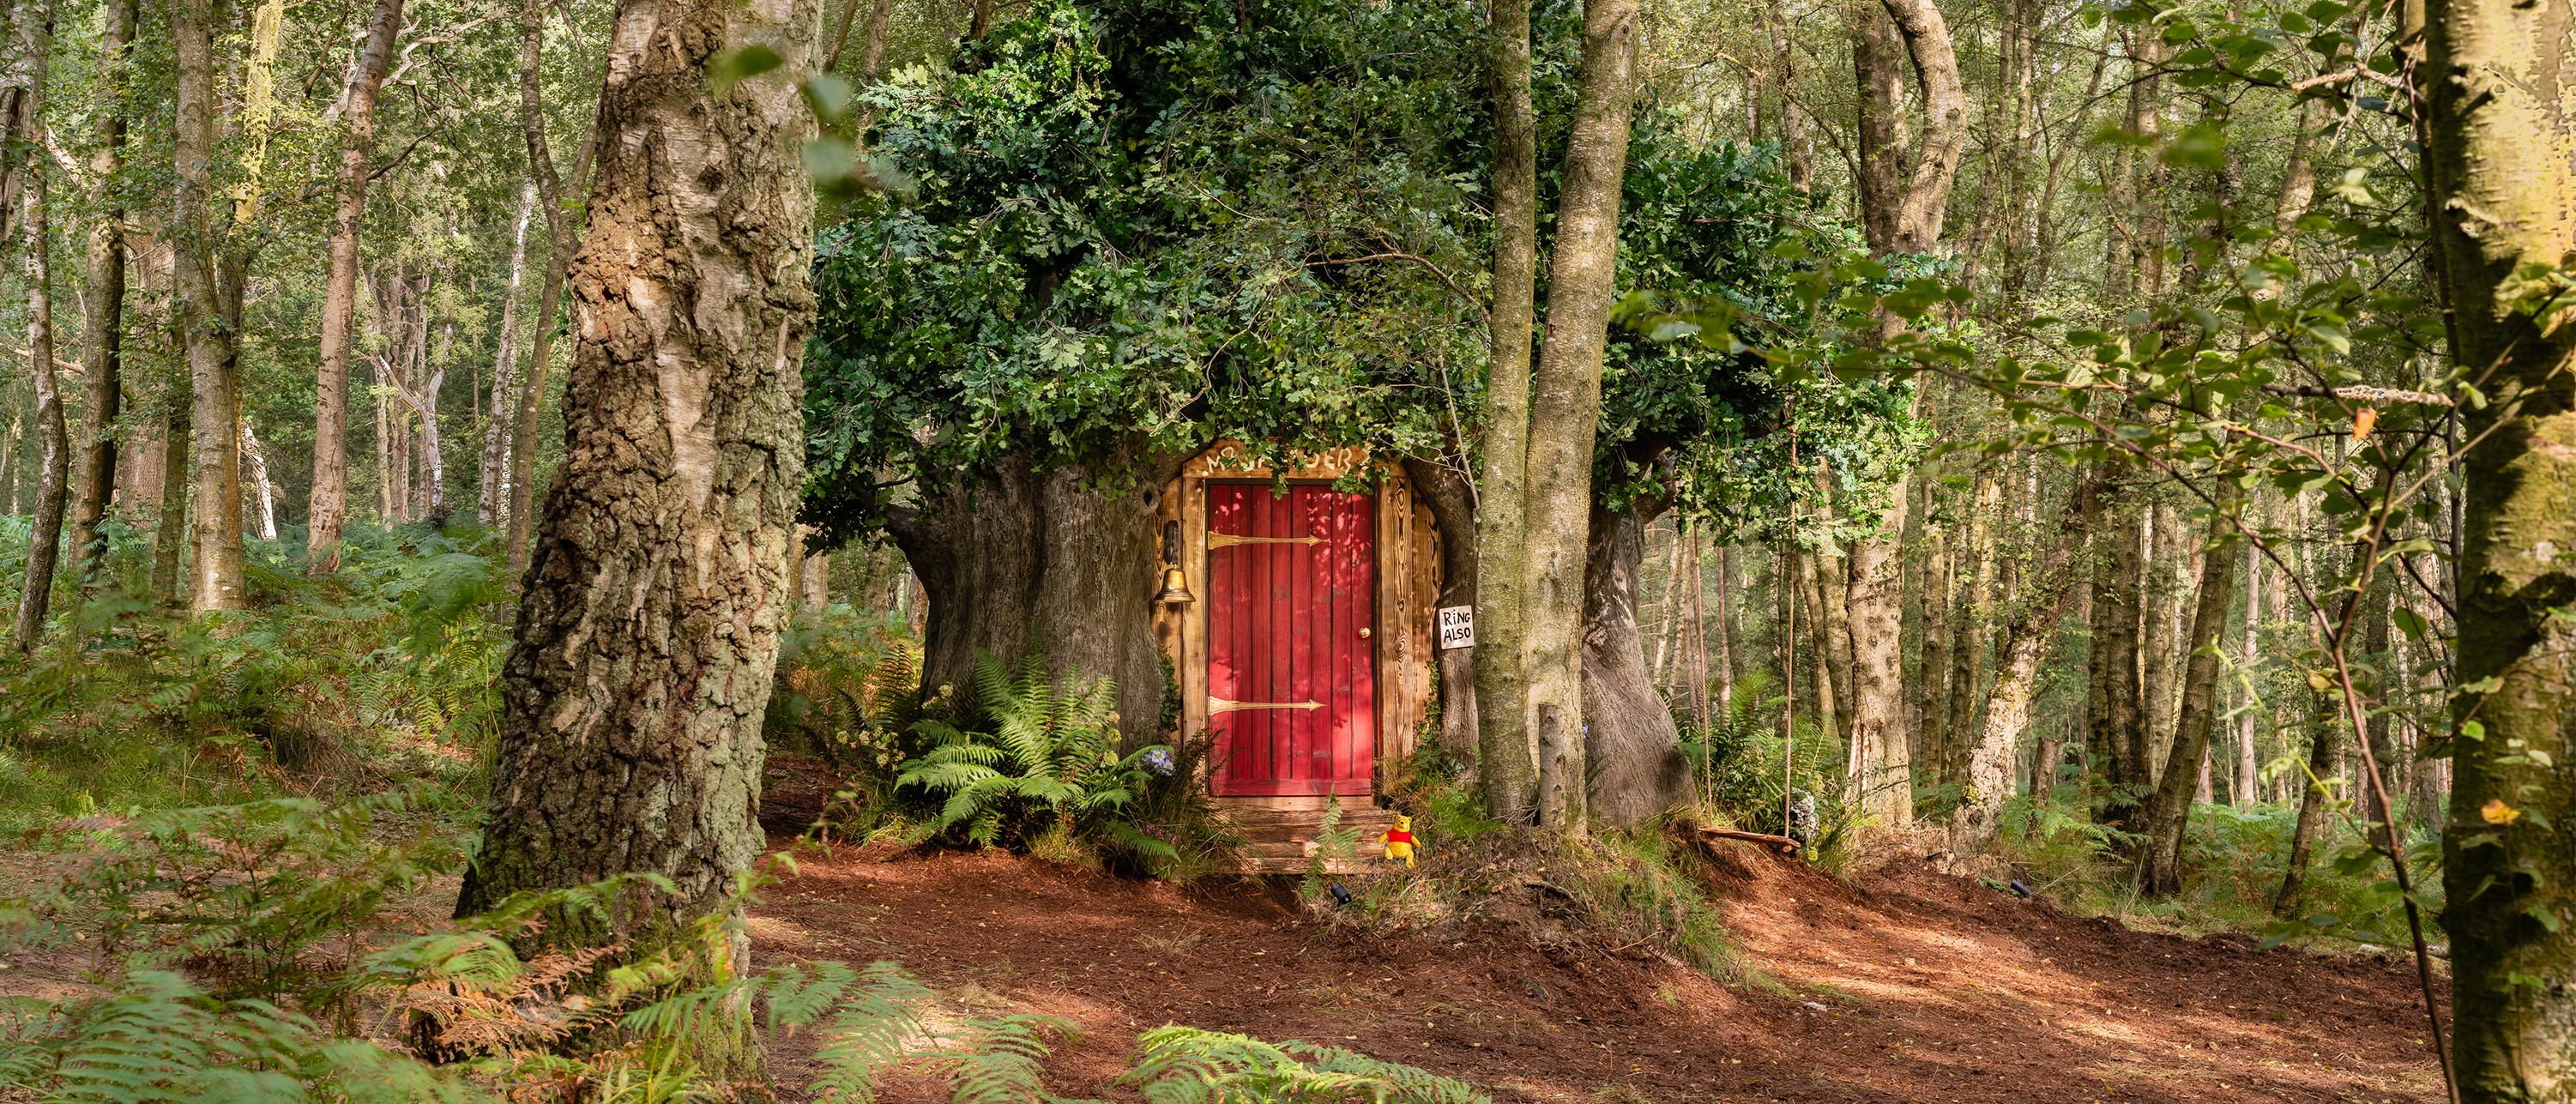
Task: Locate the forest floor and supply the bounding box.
[751,831,2450,1104]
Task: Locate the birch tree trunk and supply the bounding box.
[1473,0,1540,823]
[240,420,276,540]
[11,0,68,651]
[479,181,535,526]
[69,0,132,592]
[2422,0,2576,1082]
[1519,0,1638,827]
[455,0,820,1004]
[305,0,405,570]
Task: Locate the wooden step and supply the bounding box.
[1216,804,1406,875]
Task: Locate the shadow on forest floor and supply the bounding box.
[748,822,2446,1104]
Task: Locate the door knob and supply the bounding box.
[1358,628,1372,638]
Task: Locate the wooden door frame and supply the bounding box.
[1151,442,1437,805]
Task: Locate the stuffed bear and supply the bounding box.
[1381,814,1418,868]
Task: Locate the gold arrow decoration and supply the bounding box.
[1210,697,1324,715]
[1209,533,1325,550]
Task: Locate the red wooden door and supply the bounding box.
[1206,484,1376,797]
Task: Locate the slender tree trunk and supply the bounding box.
[240,419,275,540]
[2272,685,2341,918]
[1798,550,1838,746]
[2143,502,2183,770]
[11,1,68,651]
[455,0,822,1013]
[2088,488,2150,820]
[1849,0,1903,253]
[1519,0,1639,828]
[173,0,243,612]
[479,180,535,527]
[1918,511,1952,781]
[1686,525,1710,728]
[148,405,189,606]
[305,0,404,570]
[2236,546,2261,805]
[1474,0,1540,823]
[2423,0,2576,1065]
[70,0,132,593]
[504,0,598,581]
[2139,511,2245,894]
[1940,468,1997,785]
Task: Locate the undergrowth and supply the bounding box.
[0,791,1479,1102]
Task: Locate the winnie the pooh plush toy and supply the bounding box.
[1380,814,1418,868]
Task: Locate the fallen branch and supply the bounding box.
[1698,827,1801,855]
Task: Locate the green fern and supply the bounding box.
[896,650,1173,859]
[1122,1026,1488,1104]
[1300,796,1361,901]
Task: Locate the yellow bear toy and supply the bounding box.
[1380,814,1418,868]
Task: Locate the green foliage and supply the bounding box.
[803,0,1820,546]
[1123,1027,1488,1104]
[1297,795,1362,904]
[896,649,1173,860]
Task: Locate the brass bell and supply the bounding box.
[1155,565,1197,605]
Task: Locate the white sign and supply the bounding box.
[1437,606,1475,650]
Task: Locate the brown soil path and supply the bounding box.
[751,836,2447,1104]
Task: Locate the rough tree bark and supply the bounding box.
[11,0,67,652]
[2139,510,2244,895]
[454,0,821,998]
[2422,0,2576,1084]
[305,0,404,570]
[2235,550,2261,806]
[884,450,1179,746]
[69,0,132,592]
[1401,455,1477,766]
[1473,0,1540,824]
[1518,0,1639,827]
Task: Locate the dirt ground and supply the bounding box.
[751,835,2450,1104]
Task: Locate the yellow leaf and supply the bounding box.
[2352,407,2379,442]
[2308,671,2333,692]
[2482,799,2522,825]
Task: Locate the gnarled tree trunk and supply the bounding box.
[884,450,1181,745]
[455,0,821,991]
[1584,492,1687,829]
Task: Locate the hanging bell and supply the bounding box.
[1155,565,1197,606]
